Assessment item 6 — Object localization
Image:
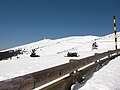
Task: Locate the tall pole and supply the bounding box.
[113,16,117,50]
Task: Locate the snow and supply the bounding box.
[0,32,120,90]
[72,56,120,90]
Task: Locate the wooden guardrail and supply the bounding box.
[0,49,120,90]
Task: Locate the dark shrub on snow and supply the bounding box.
[0,49,22,60]
[30,49,39,57]
[67,52,78,57]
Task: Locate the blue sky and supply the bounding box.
[0,0,120,50]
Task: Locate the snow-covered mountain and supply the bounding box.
[0,32,120,90]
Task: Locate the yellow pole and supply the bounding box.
[113,16,117,50]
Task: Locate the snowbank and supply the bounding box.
[72,56,120,90]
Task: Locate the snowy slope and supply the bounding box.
[0,35,100,81]
[0,32,120,90]
[83,56,120,90]
[72,56,120,90]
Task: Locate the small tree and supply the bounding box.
[92,42,98,50]
[30,49,39,57]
